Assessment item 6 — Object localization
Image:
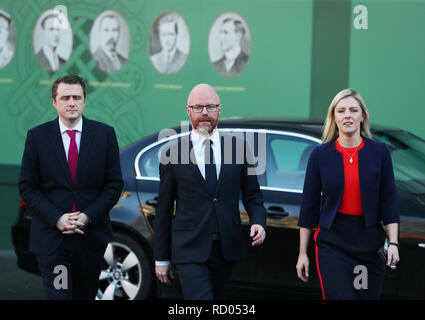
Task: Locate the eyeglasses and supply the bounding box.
[188,104,220,113]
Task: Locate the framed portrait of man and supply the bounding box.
[0,8,17,70]
[33,8,73,74]
[90,10,130,75]
[148,11,190,76]
[208,12,252,78]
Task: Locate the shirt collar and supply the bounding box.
[42,45,56,57]
[101,46,118,60]
[224,45,242,61]
[191,129,220,147]
[165,47,177,61]
[59,117,83,134]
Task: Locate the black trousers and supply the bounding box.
[36,234,106,300]
[314,213,386,300]
[175,240,235,300]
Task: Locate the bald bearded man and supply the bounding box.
[153,84,266,300]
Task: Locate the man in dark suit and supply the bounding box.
[92,14,127,74]
[153,84,266,299]
[35,14,67,73]
[18,74,123,300]
[150,15,187,75]
[212,18,249,77]
[0,12,15,69]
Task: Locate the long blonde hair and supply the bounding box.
[322,88,372,143]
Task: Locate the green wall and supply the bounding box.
[0,0,424,249]
[349,0,425,139]
[0,0,314,166]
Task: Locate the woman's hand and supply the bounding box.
[387,244,400,267]
[296,253,310,282]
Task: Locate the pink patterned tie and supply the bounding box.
[67,130,78,212]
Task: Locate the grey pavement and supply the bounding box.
[0,250,46,300]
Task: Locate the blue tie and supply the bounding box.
[204,139,219,233]
[204,139,217,194]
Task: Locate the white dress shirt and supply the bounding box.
[43,45,60,72]
[223,45,242,72]
[155,129,222,267]
[190,129,221,179]
[58,117,82,161]
[105,49,122,71]
[165,46,177,67]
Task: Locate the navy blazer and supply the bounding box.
[153,133,267,264]
[18,117,123,255]
[298,138,400,230]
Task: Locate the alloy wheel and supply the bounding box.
[96,241,142,300]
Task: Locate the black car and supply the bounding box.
[11,118,425,300]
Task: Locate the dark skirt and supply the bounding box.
[314,213,386,300]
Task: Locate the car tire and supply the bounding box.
[96,232,154,300]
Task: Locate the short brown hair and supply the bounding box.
[51,74,86,100]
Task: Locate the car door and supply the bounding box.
[373,130,425,298]
[253,131,323,297]
[218,129,267,288]
[134,134,189,229]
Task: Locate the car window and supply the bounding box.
[220,129,268,185]
[267,134,317,190]
[374,131,425,194]
[138,143,163,178]
[137,129,262,179]
[138,137,183,178]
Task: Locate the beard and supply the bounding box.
[104,38,117,52]
[193,116,217,135]
[196,127,211,136]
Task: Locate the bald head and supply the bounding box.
[186,84,222,136]
[187,84,220,106]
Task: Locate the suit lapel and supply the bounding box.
[49,118,73,187]
[357,138,370,200]
[74,117,95,186]
[329,140,345,204]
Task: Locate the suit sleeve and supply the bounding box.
[298,147,321,229]
[18,129,63,227]
[83,127,123,225]
[379,144,400,225]
[241,141,267,229]
[153,150,177,261]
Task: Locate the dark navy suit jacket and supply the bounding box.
[18,117,123,255]
[298,138,400,230]
[153,133,266,263]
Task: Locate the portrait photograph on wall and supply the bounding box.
[90,9,130,75]
[208,12,252,78]
[148,11,190,76]
[0,8,17,70]
[33,8,73,74]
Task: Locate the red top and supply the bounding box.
[335,138,365,216]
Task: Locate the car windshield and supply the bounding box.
[373,130,425,195]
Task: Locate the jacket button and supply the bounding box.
[213,198,218,203]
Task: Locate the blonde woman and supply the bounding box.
[295,89,400,299]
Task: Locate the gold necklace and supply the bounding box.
[342,147,359,163]
[338,139,361,164]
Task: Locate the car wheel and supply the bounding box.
[96,232,154,300]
